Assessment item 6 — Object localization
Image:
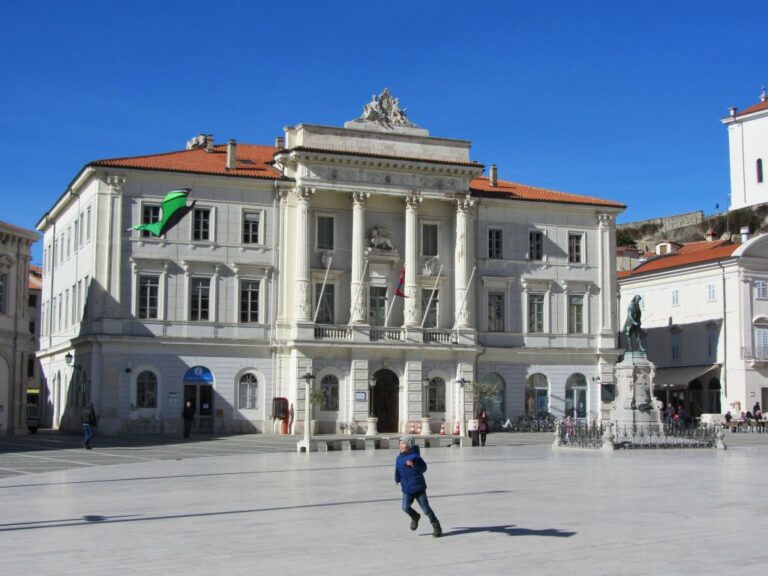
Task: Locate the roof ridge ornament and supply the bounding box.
[359,88,417,128]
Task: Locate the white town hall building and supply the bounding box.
[35,90,625,436]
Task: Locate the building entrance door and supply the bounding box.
[372,369,399,433]
[182,365,215,433]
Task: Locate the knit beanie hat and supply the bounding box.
[399,434,415,448]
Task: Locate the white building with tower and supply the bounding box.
[35,90,624,437]
[723,88,768,211]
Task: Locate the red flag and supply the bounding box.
[395,266,407,297]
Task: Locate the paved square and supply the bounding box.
[0,437,764,575]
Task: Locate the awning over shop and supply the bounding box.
[653,365,721,391]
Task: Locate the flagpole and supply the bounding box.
[420,264,443,328]
[312,256,333,324]
[452,265,477,330]
[348,260,369,326]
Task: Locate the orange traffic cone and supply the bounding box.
[440,421,445,435]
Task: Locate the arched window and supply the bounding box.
[137,370,157,408]
[565,373,588,418]
[525,373,549,417]
[758,159,764,183]
[427,377,446,412]
[320,374,339,411]
[238,373,258,409]
[478,373,505,421]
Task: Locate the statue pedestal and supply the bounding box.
[609,353,662,437]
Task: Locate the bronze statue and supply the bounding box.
[623,295,645,353]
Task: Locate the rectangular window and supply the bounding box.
[315,283,335,324]
[0,272,6,314]
[71,284,77,324]
[529,230,543,261]
[488,229,503,259]
[369,286,387,326]
[422,223,438,257]
[421,289,439,328]
[528,293,544,333]
[568,294,584,334]
[79,212,85,245]
[568,233,583,264]
[756,280,768,300]
[756,327,768,360]
[706,283,716,302]
[190,277,210,321]
[317,216,334,250]
[66,227,71,259]
[240,280,260,323]
[427,381,446,412]
[27,356,35,378]
[73,220,79,253]
[487,293,505,332]
[64,289,69,328]
[142,204,161,238]
[671,332,681,361]
[60,235,64,264]
[193,208,211,241]
[86,207,91,242]
[138,275,160,319]
[28,294,38,307]
[242,211,261,244]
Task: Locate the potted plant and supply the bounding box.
[308,388,327,435]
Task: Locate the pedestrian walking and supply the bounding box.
[394,434,442,537]
[81,402,97,449]
[182,400,194,438]
[477,409,489,446]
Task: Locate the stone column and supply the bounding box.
[294,187,314,321]
[454,197,474,328]
[597,213,617,347]
[350,192,370,324]
[276,190,290,324]
[403,191,422,326]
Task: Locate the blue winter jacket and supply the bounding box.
[394,445,428,495]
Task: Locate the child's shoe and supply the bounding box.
[410,512,420,531]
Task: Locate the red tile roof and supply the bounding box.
[91,144,283,180]
[469,176,625,208]
[28,265,43,290]
[619,239,739,278]
[734,99,768,118]
[87,144,623,209]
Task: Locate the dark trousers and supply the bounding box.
[183,419,193,438]
[402,491,438,524]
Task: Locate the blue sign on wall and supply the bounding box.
[183,366,214,383]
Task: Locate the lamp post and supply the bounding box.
[367,377,378,436]
[456,378,469,441]
[420,377,431,435]
[299,372,315,452]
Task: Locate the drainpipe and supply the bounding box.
[717,260,727,399]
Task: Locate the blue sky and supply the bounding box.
[1,1,764,264]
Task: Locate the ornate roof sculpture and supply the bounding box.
[357,88,417,128]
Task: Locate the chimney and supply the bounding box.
[205,134,214,152]
[490,164,498,187]
[274,136,285,149]
[226,139,237,170]
[706,228,716,242]
[729,106,738,117]
[741,226,750,243]
[761,87,767,103]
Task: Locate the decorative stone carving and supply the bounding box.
[423,256,440,276]
[369,226,394,251]
[359,88,416,128]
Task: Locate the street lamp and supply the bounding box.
[367,377,379,436]
[301,372,315,450]
[64,352,81,372]
[422,377,430,418]
[456,378,469,440]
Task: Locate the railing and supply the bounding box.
[370,327,405,342]
[741,346,768,361]
[423,329,454,344]
[555,421,719,449]
[314,325,352,340]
